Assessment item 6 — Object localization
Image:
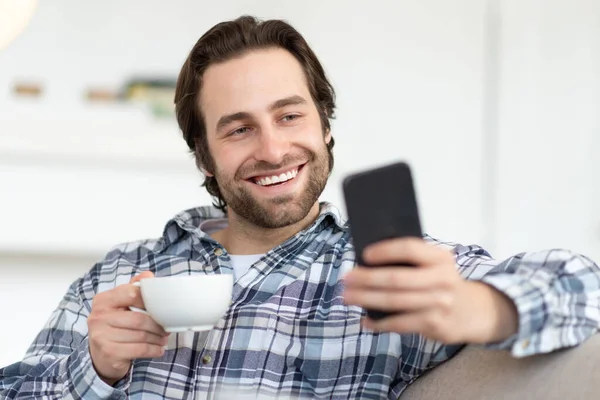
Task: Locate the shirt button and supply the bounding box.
[202,354,212,364]
[214,248,224,256]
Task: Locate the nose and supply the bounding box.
[254,125,291,165]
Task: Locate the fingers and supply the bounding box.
[344,267,451,290]
[93,284,140,311]
[92,341,167,363]
[105,310,168,336]
[88,272,163,384]
[130,271,154,284]
[362,237,454,267]
[93,272,155,311]
[362,310,426,332]
[109,327,170,346]
[361,311,461,344]
[128,272,154,309]
[343,288,453,312]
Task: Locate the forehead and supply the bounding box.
[199,48,312,124]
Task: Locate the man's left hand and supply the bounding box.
[343,238,518,344]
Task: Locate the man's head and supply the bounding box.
[174,16,336,229]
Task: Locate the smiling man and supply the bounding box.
[1,15,600,400]
[199,50,332,251]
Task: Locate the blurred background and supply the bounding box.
[1,0,599,367]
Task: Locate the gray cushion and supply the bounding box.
[400,333,600,400]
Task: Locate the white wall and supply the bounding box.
[0,0,487,366]
[1,0,598,368]
[493,0,600,261]
[0,0,488,253]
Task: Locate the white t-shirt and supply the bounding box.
[200,218,265,280]
[229,254,265,280]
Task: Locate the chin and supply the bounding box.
[267,203,310,225]
[254,199,316,229]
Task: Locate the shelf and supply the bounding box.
[0,102,194,172]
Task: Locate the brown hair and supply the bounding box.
[174,15,336,212]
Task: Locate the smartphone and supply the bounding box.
[342,161,423,320]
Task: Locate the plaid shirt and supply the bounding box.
[2,202,600,399]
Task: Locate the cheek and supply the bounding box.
[294,122,328,149]
[212,145,249,177]
[307,133,330,153]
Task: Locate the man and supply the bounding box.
[1,15,599,400]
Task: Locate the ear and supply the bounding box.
[324,128,332,144]
[197,161,214,177]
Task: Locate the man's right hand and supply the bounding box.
[87,271,170,386]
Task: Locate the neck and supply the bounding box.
[212,202,321,255]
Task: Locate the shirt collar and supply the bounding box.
[160,201,347,248]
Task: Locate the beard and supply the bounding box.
[214,144,330,229]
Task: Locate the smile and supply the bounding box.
[252,166,302,187]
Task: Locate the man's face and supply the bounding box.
[199,48,331,229]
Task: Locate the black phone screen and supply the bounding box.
[342,161,423,319]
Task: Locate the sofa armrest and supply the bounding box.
[400,333,600,400]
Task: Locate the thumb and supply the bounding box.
[129,271,155,284]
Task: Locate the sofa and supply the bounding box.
[400,333,600,399]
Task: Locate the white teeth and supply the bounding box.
[255,168,299,186]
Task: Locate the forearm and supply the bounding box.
[406,238,600,374]
[477,250,600,356]
[465,281,519,344]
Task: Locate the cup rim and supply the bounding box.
[140,273,233,282]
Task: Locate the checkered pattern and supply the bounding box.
[1,203,599,399]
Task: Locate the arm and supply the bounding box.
[343,235,600,377]
[0,273,129,400]
[418,238,600,374]
[448,239,600,356]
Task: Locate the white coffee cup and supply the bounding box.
[130,274,233,333]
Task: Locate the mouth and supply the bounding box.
[247,164,305,187]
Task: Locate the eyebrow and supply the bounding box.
[215,111,252,132]
[215,95,308,132]
[268,95,307,112]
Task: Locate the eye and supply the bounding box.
[281,114,300,122]
[230,126,252,136]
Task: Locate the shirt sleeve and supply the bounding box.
[405,237,600,379]
[0,265,129,400]
[451,241,600,357]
